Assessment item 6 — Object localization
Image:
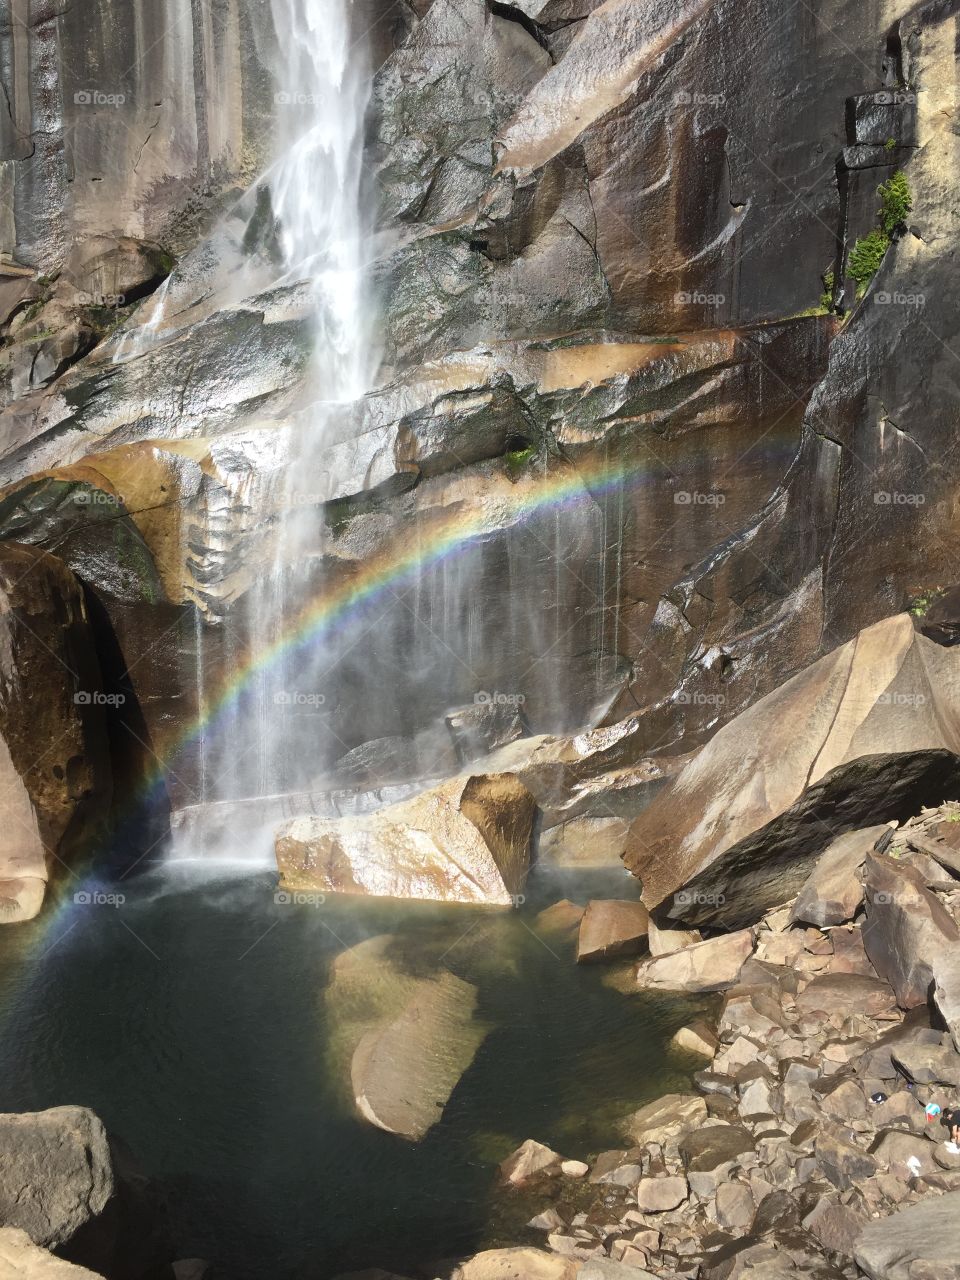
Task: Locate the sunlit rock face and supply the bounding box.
[0,543,110,923]
[0,0,958,813]
[276,773,535,905]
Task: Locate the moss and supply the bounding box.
[885,137,897,151]
[878,171,912,236]
[504,444,537,478]
[849,230,889,297]
[909,586,946,618]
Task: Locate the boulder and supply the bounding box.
[0,543,111,922]
[855,1189,960,1280]
[862,853,960,1007]
[815,1130,878,1190]
[0,1228,105,1278]
[325,936,489,1140]
[276,773,535,905]
[670,1019,718,1060]
[795,972,898,1019]
[620,1094,707,1147]
[789,826,889,927]
[576,899,649,963]
[647,919,702,957]
[635,930,754,993]
[0,1106,163,1275]
[635,1175,688,1212]
[625,616,960,927]
[534,900,585,936]
[891,1041,960,1087]
[500,1140,564,1185]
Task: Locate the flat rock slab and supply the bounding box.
[620,1093,707,1145]
[855,1188,960,1280]
[796,972,897,1018]
[451,1248,580,1279]
[862,853,960,1007]
[636,1174,688,1211]
[789,826,889,927]
[577,899,649,963]
[891,1041,960,1086]
[635,930,754,993]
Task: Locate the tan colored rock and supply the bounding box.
[538,815,630,867]
[862,853,959,1008]
[561,1159,589,1178]
[790,826,888,927]
[636,1174,688,1212]
[635,930,754,993]
[0,1228,105,1277]
[715,1182,755,1231]
[534,900,585,935]
[326,936,488,1141]
[620,1093,707,1146]
[500,1139,563,1185]
[451,1248,580,1280]
[647,919,702,957]
[276,773,535,905]
[670,1019,718,1060]
[577,899,649,964]
[796,972,898,1019]
[625,616,960,928]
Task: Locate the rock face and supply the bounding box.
[0,543,111,922]
[626,616,960,927]
[576,900,649,964]
[325,936,489,1141]
[276,773,534,905]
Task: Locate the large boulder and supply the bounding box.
[855,1189,960,1280]
[0,1106,164,1276]
[576,900,649,963]
[325,936,489,1141]
[276,773,535,905]
[625,616,960,927]
[789,826,889,927]
[450,1249,579,1280]
[861,853,960,1008]
[0,543,111,922]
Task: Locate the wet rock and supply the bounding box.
[635,1175,688,1212]
[635,930,754,993]
[620,1094,707,1147]
[0,543,111,923]
[445,700,527,766]
[0,1228,105,1278]
[577,900,649,964]
[789,826,889,927]
[326,936,489,1140]
[863,853,960,1008]
[855,1189,960,1280]
[534,900,585,935]
[500,1139,564,1185]
[626,617,960,928]
[276,773,535,905]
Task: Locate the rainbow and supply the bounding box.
[141,448,643,802]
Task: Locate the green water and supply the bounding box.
[0,865,703,1278]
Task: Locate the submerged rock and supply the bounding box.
[276,773,535,905]
[500,1139,564,1185]
[326,936,489,1141]
[626,616,960,928]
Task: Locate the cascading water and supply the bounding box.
[175,0,376,857]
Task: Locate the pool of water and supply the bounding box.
[0,865,703,1279]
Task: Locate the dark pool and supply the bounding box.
[0,864,702,1279]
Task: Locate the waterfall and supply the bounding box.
[172,0,374,859]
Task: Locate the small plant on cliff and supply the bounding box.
[819,268,835,312]
[849,230,889,297]
[878,170,912,237]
